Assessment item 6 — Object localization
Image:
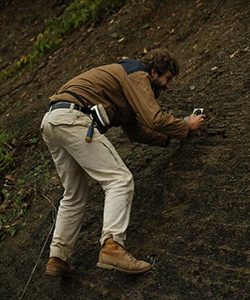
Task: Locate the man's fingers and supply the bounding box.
[196,114,206,119]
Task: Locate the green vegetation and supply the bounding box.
[0,0,126,83]
[0,132,13,173]
[0,0,127,240]
[0,193,29,238]
[0,146,53,240]
[0,132,15,239]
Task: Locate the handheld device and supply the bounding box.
[193,108,204,115]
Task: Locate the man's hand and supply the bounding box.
[186,114,205,131]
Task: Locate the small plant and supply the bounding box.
[0,132,13,173]
[0,149,56,240]
[0,192,29,239]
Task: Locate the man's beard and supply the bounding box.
[151,79,162,99]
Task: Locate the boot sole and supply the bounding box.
[97,262,153,274]
[45,268,75,278]
[45,269,62,278]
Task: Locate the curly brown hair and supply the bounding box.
[141,48,180,76]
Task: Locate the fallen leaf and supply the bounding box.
[230,49,239,58]
[5,175,15,182]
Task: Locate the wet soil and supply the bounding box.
[0,0,249,299]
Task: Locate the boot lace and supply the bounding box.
[124,249,137,262]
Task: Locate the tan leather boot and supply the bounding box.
[45,257,76,278]
[97,238,153,274]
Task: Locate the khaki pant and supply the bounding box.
[41,105,134,261]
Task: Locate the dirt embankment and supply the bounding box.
[0,0,249,299]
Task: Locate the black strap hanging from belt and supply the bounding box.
[57,90,89,108]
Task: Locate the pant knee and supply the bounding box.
[104,169,134,195]
[126,171,134,192]
[117,169,134,192]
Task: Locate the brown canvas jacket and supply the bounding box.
[49,63,189,146]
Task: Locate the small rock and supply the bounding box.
[211,66,218,71]
[110,32,118,38]
[190,85,196,91]
[142,23,150,29]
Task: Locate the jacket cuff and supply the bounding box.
[165,136,170,146]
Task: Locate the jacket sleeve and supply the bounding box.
[122,122,169,147]
[120,71,189,139]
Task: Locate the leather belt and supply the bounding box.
[49,101,88,114]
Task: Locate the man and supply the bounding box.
[41,48,205,277]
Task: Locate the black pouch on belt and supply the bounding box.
[90,104,110,134]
